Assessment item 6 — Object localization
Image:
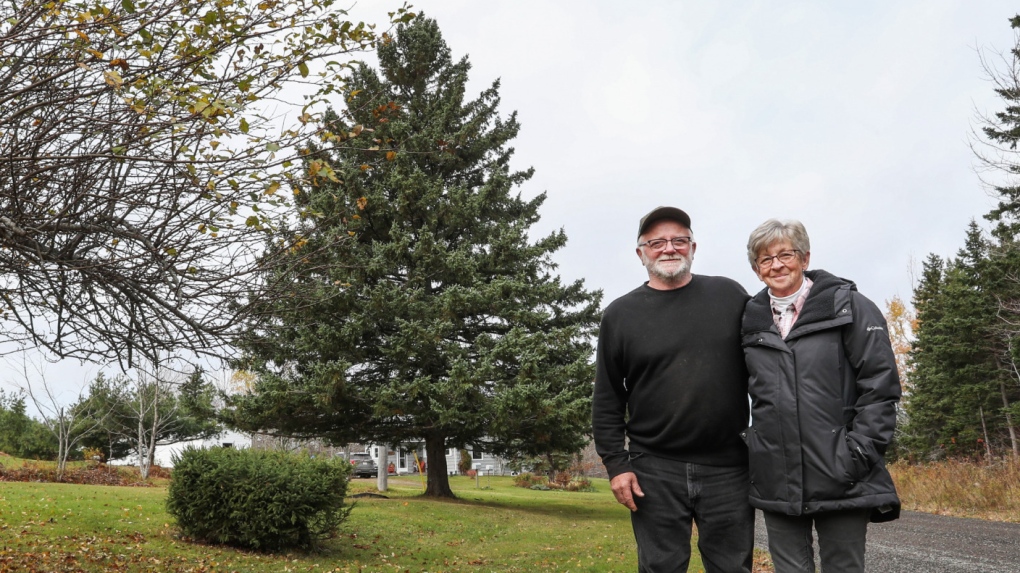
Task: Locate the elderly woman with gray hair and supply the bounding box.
[740,219,901,573]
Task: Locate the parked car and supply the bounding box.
[347,453,378,478]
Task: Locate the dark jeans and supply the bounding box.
[762,509,870,573]
[629,453,754,573]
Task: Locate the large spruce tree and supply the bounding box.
[230,17,602,496]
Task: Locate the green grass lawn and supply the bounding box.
[6,455,1017,572]
[0,474,667,572]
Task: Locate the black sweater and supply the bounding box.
[592,275,750,478]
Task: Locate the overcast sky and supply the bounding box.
[360,0,1018,308]
[7,1,1020,409]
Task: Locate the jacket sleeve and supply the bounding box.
[842,291,902,467]
[591,312,631,479]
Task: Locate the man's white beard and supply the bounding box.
[643,252,692,282]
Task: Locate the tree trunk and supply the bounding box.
[980,406,994,460]
[1000,379,1020,457]
[55,407,69,481]
[145,400,161,478]
[137,381,163,480]
[145,437,158,475]
[423,434,454,498]
[137,414,150,480]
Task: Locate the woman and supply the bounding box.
[741,219,901,573]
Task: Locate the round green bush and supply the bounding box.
[166,446,353,550]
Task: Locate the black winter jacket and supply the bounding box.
[741,270,901,522]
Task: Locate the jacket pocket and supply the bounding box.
[741,426,782,502]
[804,426,859,499]
[843,433,871,482]
[830,427,870,487]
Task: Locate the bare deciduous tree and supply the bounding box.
[0,0,413,367]
[11,354,108,479]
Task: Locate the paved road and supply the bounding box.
[754,510,1020,572]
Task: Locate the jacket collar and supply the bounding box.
[744,269,855,335]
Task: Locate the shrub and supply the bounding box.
[513,471,592,492]
[82,447,104,463]
[458,449,472,474]
[510,452,575,478]
[565,476,595,492]
[569,456,599,477]
[166,446,352,550]
[512,472,547,488]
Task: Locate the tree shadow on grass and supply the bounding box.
[398,489,631,522]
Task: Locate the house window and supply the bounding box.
[373,447,379,458]
[472,448,483,460]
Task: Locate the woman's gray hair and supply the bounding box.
[746,219,810,267]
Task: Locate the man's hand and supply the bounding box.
[610,471,644,511]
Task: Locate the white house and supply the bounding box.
[152,429,252,467]
[362,442,511,476]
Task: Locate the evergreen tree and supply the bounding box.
[905,224,1020,458]
[971,13,1020,456]
[907,15,1020,459]
[978,15,1020,239]
[230,17,602,497]
[903,254,944,457]
[0,389,57,459]
[176,368,221,442]
[955,225,1009,455]
[74,373,134,462]
[907,260,994,458]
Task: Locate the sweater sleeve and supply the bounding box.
[842,291,902,466]
[591,309,631,478]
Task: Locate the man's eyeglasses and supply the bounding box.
[756,250,801,268]
[639,237,693,251]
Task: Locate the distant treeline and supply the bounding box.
[0,389,57,459]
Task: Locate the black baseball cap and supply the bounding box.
[638,206,692,237]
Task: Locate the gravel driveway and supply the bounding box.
[754,510,1020,572]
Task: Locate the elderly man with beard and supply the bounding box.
[593,207,754,573]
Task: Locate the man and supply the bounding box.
[592,206,754,573]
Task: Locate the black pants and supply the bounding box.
[762,508,870,573]
[629,453,754,573]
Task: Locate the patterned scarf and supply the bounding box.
[771,277,813,339]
